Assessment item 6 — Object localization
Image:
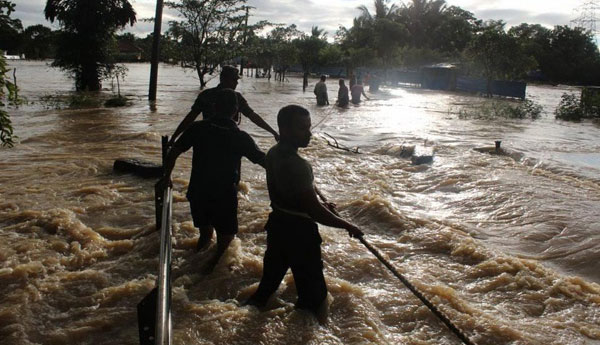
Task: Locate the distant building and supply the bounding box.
[117,40,142,61]
[3,52,24,60]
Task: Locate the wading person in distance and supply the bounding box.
[169,66,279,145]
[351,81,369,105]
[245,105,363,320]
[336,79,349,108]
[313,75,329,106]
[160,89,266,274]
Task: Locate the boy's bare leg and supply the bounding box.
[196,225,214,252]
[202,233,234,274]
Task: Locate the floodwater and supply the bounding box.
[1,60,599,345]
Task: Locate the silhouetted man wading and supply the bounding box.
[160,89,266,274]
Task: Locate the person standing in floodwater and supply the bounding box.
[168,66,279,145]
[314,75,329,106]
[368,73,380,93]
[246,105,363,319]
[160,89,266,274]
[336,79,349,108]
[351,81,369,105]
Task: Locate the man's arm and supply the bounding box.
[169,109,201,145]
[162,145,184,179]
[299,186,363,238]
[239,133,267,169]
[244,111,280,141]
[156,144,184,191]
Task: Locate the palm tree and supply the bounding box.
[45,0,136,91]
[357,0,399,21]
[295,26,328,90]
[354,0,405,67]
[311,26,327,39]
[400,0,447,48]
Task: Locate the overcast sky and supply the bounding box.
[12,0,582,37]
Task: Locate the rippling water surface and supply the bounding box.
[1,61,599,345]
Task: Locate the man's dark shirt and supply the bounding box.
[191,84,254,121]
[175,117,265,200]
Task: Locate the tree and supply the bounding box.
[269,25,301,81]
[539,26,600,85]
[318,44,343,67]
[0,52,16,147]
[336,24,376,76]
[398,0,447,49]
[45,0,136,91]
[0,1,18,147]
[0,0,22,54]
[294,26,328,90]
[245,31,280,77]
[166,0,249,88]
[466,21,535,95]
[21,25,56,60]
[432,6,480,55]
[355,0,406,67]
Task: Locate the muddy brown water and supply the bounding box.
[1,61,599,345]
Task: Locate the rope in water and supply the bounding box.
[323,202,476,345]
[356,235,477,345]
[311,107,337,131]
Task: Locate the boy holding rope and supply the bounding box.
[246,105,363,318]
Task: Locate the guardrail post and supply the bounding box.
[155,136,169,229]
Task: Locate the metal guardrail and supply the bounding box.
[156,184,173,345]
[138,136,173,345]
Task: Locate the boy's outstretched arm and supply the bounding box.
[244,111,280,142]
[299,186,363,238]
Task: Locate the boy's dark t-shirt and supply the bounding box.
[175,117,265,201]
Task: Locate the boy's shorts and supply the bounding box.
[188,188,238,235]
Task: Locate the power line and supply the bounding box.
[572,0,600,45]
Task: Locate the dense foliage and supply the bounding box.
[0,1,17,147]
[0,52,16,147]
[555,89,600,121]
[0,0,22,54]
[44,0,136,91]
[165,0,255,88]
[2,0,600,89]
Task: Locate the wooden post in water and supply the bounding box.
[12,68,17,100]
[149,0,165,101]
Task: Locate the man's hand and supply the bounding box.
[345,223,364,238]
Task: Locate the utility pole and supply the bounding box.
[239,6,249,75]
[149,0,165,101]
[572,0,599,46]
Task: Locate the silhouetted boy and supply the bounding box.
[246,105,363,319]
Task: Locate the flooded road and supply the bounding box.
[1,61,599,345]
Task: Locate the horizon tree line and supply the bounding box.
[1,0,600,92]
